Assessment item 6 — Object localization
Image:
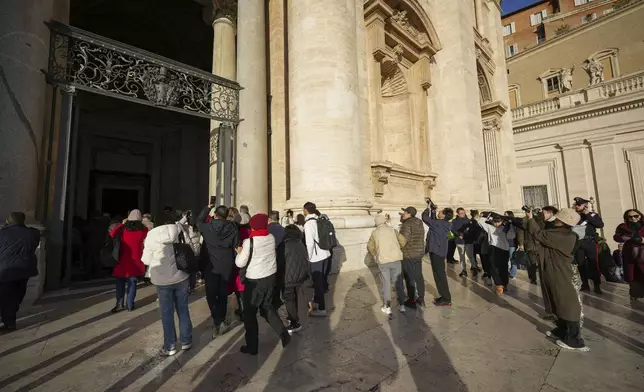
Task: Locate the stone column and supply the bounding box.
[0,0,65,222]
[209,1,237,200]
[287,0,369,213]
[235,0,269,213]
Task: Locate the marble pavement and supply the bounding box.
[0,262,642,392]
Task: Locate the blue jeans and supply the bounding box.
[508,247,517,278]
[157,279,193,351]
[116,277,138,309]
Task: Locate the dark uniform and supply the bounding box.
[573,198,604,292]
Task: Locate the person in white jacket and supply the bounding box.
[477,212,510,296]
[234,213,290,356]
[142,223,193,356]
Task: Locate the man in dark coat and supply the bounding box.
[573,197,604,293]
[281,225,310,334]
[0,212,40,332]
[526,208,589,352]
[197,204,239,337]
[422,203,454,307]
[398,206,426,308]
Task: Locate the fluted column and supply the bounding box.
[287,0,369,214]
[235,0,268,213]
[209,1,237,200]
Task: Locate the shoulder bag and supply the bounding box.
[239,238,254,284]
[174,231,199,273]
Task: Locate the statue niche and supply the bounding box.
[380,59,413,168]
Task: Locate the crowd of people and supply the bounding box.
[1,195,643,357]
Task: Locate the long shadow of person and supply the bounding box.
[361,261,468,391]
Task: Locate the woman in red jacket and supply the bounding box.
[614,209,644,300]
[109,209,148,312]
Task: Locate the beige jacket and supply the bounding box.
[367,223,404,264]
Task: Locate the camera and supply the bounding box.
[521,205,531,212]
[426,198,437,210]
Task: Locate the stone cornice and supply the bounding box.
[481,100,508,119]
[544,0,615,23]
[513,96,644,134]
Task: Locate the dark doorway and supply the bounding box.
[101,188,139,218]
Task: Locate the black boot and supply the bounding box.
[556,321,589,352]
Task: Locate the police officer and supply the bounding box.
[573,197,604,294]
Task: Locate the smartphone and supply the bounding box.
[209,196,216,206]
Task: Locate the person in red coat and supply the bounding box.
[614,209,644,300]
[109,209,148,312]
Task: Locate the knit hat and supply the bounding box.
[374,214,387,226]
[555,208,580,227]
[249,213,269,230]
[127,209,142,221]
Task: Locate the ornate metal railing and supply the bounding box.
[45,20,240,123]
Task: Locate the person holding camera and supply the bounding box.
[476,212,510,295]
[421,200,453,307]
[572,197,604,294]
[524,207,589,351]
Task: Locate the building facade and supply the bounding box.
[502,0,620,64]
[509,0,644,249]
[1,0,520,294]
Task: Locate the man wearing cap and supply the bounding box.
[573,197,604,293]
[397,206,426,308]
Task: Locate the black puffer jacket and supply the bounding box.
[283,230,309,287]
[0,223,40,282]
[196,206,239,279]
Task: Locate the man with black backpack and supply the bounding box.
[302,202,336,317]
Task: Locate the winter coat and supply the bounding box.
[284,234,309,287]
[578,211,604,241]
[462,218,482,245]
[398,216,425,259]
[450,217,470,245]
[235,234,277,280]
[613,221,644,283]
[109,222,148,278]
[516,215,543,253]
[0,223,40,282]
[141,223,189,286]
[196,206,239,279]
[526,219,581,322]
[367,224,404,264]
[422,209,452,258]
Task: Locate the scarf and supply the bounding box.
[250,229,269,238]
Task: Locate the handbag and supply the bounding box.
[513,249,528,268]
[100,227,123,267]
[174,231,199,273]
[239,238,254,284]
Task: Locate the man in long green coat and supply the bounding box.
[525,208,589,352]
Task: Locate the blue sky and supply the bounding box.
[502,0,545,17]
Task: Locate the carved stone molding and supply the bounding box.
[482,118,500,132]
[474,28,495,75]
[209,132,219,165]
[371,164,392,198]
[211,0,237,23]
[423,178,437,199]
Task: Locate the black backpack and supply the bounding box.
[312,216,337,251]
[100,227,122,267]
[174,231,199,273]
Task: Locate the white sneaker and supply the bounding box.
[381,306,392,315]
[556,339,590,352]
[398,305,406,313]
[181,343,192,350]
[161,347,177,356]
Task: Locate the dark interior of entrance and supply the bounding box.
[65,0,213,282]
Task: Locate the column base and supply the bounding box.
[285,197,373,220]
[333,226,376,273]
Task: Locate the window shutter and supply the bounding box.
[511,22,516,33]
[530,14,537,26]
[541,9,548,18]
[506,46,511,57]
[513,44,518,54]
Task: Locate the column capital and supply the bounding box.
[212,0,237,23]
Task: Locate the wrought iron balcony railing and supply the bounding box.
[45,20,241,123]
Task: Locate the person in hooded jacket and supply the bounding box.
[197,204,239,338]
[0,212,40,332]
[109,209,148,313]
[142,223,193,356]
[614,209,644,299]
[281,225,310,334]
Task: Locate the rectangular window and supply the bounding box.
[506,44,518,57]
[575,0,592,6]
[522,185,549,208]
[530,12,542,26]
[503,22,516,36]
[600,57,614,80]
[509,89,519,109]
[546,76,560,93]
[603,8,614,15]
[536,30,546,44]
[581,13,597,24]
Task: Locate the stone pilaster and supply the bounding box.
[557,141,595,203]
[209,0,237,199]
[0,0,68,222]
[235,0,269,213]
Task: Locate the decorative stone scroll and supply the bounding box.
[371,165,392,198]
[209,132,219,165]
